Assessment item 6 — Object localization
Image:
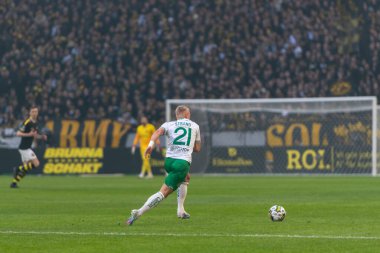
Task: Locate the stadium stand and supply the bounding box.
[0,0,379,128]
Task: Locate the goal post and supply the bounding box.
[377,105,380,176]
[166,97,378,175]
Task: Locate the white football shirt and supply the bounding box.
[160,118,201,163]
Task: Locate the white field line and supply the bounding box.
[0,230,379,240]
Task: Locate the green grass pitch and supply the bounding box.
[1,175,380,253]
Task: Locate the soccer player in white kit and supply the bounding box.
[127,105,201,225]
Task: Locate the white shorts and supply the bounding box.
[19,149,37,163]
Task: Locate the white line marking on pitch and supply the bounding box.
[0,231,379,240]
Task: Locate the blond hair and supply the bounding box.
[175,105,190,118]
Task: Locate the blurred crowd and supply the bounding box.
[0,0,379,129]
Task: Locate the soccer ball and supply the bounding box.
[268,205,286,221]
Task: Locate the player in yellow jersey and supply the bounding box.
[132,116,160,178]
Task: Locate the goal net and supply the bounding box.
[166,97,378,175]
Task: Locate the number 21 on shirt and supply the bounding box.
[173,127,192,146]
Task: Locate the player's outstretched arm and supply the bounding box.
[193,126,201,152]
[16,130,37,137]
[193,141,201,152]
[131,133,140,154]
[144,127,165,158]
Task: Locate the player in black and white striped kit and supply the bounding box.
[10,106,47,188]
